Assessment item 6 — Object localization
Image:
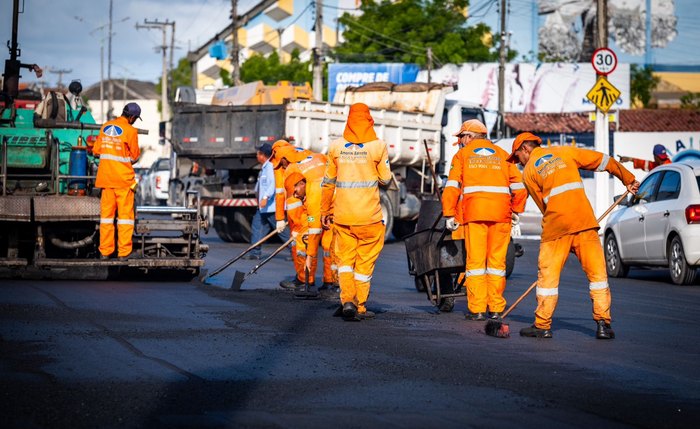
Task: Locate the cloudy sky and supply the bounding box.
[2,0,698,90]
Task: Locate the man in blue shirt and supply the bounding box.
[245,143,290,259]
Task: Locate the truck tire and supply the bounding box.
[380,192,394,241]
[213,207,253,243]
[505,239,516,279]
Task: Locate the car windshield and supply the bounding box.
[696,175,700,193]
[156,160,171,171]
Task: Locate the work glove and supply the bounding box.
[445,217,459,232]
[511,213,521,238]
[292,230,299,238]
[275,220,287,233]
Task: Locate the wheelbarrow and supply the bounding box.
[404,199,519,312]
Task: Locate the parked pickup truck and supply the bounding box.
[140,157,171,206]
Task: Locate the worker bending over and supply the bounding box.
[442,120,527,321]
[273,144,337,290]
[321,103,392,321]
[508,132,639,339]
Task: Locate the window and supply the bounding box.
[656,171,681,201]
[633,171,662,204]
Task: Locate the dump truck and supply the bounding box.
[0,0,207,280]
[169,81,486,242]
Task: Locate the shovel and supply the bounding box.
[199,229,278,284]
[231,236,295,291]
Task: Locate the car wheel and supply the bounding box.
[605,233,629,278]
[668,236,697,285]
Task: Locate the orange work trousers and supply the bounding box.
[534,229,611,330]
[334,222,385,313]
[295,228,336,284]
[464,221,511,314]
[99,187,135,257]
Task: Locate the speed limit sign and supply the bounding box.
[592,48,618,75]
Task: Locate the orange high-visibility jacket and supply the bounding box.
[284,150,328,256]
[523,146,636,242]
[631,157,672,172]
[443,138,527,223]
[274,167,287,221]
[321,138,392,226]
[93,116,140,189]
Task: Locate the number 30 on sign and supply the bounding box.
[592,48,618,75]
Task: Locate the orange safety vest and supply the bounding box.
[93,116,140,189]
[321,138,392,226]
[523,146,636,242]
[443,138,527,223]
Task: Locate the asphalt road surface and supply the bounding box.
[1,234,699,429]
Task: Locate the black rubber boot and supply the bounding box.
[596,320,615,339]
[357,310,375,320]
[519,325,553,338]
[279,277,303,290]
[466,312,487,321]
[342,302,360,321]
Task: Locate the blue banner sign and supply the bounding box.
[328,63,420,101]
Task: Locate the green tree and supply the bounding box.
[334,0,502,66]
[219,50,313,86]
[630,64,660,108]
[680,92,700,109]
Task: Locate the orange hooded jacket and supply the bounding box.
[523,146,636,242]
[442,138,527,223]
[321,104,391,226]
[93,116,140,189]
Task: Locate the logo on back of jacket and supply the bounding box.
[340,143,369,164]
[104,125,123,137]
[534,153,565,177]
[468,146,500,169]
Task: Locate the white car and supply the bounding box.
[141,158,171,206]
[604,158,700,285]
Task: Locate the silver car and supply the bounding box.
[604,158,700,285]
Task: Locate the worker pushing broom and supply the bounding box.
[485,132,640,339]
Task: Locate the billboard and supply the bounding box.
[328,63,420,101]
[417,63,631,113]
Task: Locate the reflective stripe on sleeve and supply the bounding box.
[445,180,460,189]
[321,177,337,186]
[308,228,323,235]
[286,201,302,210]
[596,154,610,172]
[543,181,584,204]
[100,218,114,224]
[99,154,133,163]
[117,219,135,225]
[536,287,559,296]
[486,268,506,277]
[336,180,378,189]
[510,182,526,191]
[275,187,284,194]
[354,272,372,282]
[589,281,609,291]
[463,186,510,195]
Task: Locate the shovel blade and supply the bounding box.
[197,268,210,284]
[230,271,246,291]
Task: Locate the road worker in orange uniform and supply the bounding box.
[508,132,640,339]
[618,144,672,172]
[92,103,142,259]
[321,103,392,321]
[272,144,337,290]
[442,119,528,321]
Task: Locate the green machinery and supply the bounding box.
[0,0,207,279]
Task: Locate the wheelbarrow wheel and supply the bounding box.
[414,276,426,292]
[437,297,455,312]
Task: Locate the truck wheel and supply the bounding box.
[229,210,253,243]
[392,219,417,240]
[505,239,516,279]
[380,193,394,241]
[213,207,235,242]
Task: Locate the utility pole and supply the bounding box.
[169,21,176,101]
[594,0,610,219]
[49,68,72,89]
[645,0,652,66]
[313,0,324,101]
[497,0,508,139]
[136,19,175,122]
[231,0,241,85]
[426,47,433,84]
[107,0,114,118]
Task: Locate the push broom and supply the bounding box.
[485,190,630,338]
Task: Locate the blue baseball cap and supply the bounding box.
[653,144,669,159]
[256,143,272,157]
[122,102,142,120]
